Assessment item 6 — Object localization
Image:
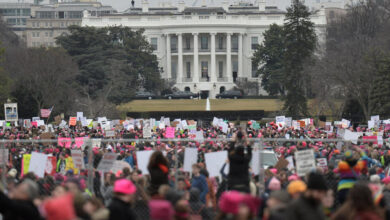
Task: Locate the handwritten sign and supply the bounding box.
[294,149,316,177]
[166,127,175,138]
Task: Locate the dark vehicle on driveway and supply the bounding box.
[164,91,197,99]
[134,91,156,100]
[216,90,243,99]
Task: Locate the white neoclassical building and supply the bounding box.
[82,1,327,98]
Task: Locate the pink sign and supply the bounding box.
[75,137,84,148]
[58,137,72,148]
[31,121,38,128]
[363,136,377,144]
[166,127,175,138]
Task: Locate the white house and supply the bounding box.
[82,0,327,98]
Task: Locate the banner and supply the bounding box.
[40,108,52,118]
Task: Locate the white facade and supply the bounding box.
[82,2,327,98]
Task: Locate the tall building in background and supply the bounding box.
[26,0,115,47]
[0,2,32,42]
[82,0,327,98]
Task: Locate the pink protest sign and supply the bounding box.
[363,136,377,144]
[166,127,175,138]
[58,137,72,148]
[75,137,84,148]
[31,121,38,128]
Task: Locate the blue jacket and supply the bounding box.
[191,174,208,204]
[124,155,134,168]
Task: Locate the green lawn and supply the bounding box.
[117,99,284,112]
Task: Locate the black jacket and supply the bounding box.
[0,191,41,220]
[285,196,325,220]
[148,166,168,196]
[228,142,252,193]
[108,198,137,220]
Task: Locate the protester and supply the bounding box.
[191,163,209,204]
[107,179,137,220]
[148,151,170,197]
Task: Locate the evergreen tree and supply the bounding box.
[282,0,317,117]
[370,56,390,117]
[252,24,285,96]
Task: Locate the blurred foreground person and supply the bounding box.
[108,179,137,220]
[285,172,328,220]
[332,182,383,220]
[0,179,41,220]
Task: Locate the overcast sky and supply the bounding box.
[0,0,343,12]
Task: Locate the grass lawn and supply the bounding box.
[117,99,284,112]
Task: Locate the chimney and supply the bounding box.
[178,0,185,12]
[222,0,229,12]
[259,0,266,11]
[142,0,149,13]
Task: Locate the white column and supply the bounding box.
[166,34,171,79]
[238,33,243,78]
[177,33,183,83]
[210,32,217,83]
[193,33,199,83]
[226,33,232,83]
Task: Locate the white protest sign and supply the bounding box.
[136,150,155,175]
[212,117,219,127]
[205,151,229,178]
[251,150,261,175]
[143,126,152,138]
[343,130,359,144]
[285,117,292,127]
[221,122,228,133]
[316,158,328,170]
[37,120,45,127]
[378,136,383,145]
[195,131,204,142]
[371,115,380,122]
[29,152,48,178]
[81,117,88,127]
[275,116,286,126]
[32,117,40,122]
[91,139,102,148]
[111,160,132,174]
[77,112,83,121]
[286,156,295,170]
[294,149,316,177]
[341,119,350,128]
[292,120,299,130]
[0,149,9,165]
[97,153,117,172]
[183,148,198,173]
[181,120,188,129]
[71,149,84,170]
[368,120,375,129]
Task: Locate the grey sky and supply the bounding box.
[0,0,341,12]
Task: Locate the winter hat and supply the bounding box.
[370,175,380,184]
[218,191,245,215]
[288,174,299,181]
[307,172,328,191]
[7,168,17,178]
[287,180,307,195]
[382,176,390,185]
[113,179,136,195]
[268,177,281,191]
[149,200,175,220]
[44,193,76,220]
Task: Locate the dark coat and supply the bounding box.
[228,142,252,193]
[285,196,325,220]
[0,191,41,220]
[108,198,137,220]
[148,166,169,196]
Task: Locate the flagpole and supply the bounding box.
[45,105,55,125]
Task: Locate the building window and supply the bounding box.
[218,36,223,50]
[49,32,53,37]
[201,61,208,79]
[186,62,191,78]
[329,10,335,19]
[201,36,208,50]
[232,36,238,50]
[218,61,223,78]
[171,36,177,51]
[171,61,177,79]
[59,11,65,19]
[251,36,259,50]
[68,11,82,19]
[185,87,191,92]
[150,37,158,50]
[252,60,258,77]
[185,37,191,50]
[37,22,40,27]
[45,32,48,37]
[220,86,225,93]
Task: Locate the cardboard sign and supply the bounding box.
[136,150,155,175]
[69,117,77,126]
[205,151,229,178]
[166,127,175,138]
[183,148,198,173]
[143,126,152,138]
[97,153,117,172]
[71,150,84,170]
[29,152,48,178]
[316,158,328,170]
[294,149,316,176]
[45,156,57,175]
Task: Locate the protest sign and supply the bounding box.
[0,149,8,165]
[205,151,228,178]
[105,130,115,137]
[69,117,77,126]
[22,154,31,176]
[316,158,328,170]
[111,160,132,174]
[251,150,261,175]
[143,126,152,138]
[136,150,155,175]
[58,137,72,148]
[29,152,48,178]
[91,139,102,148]
[75,137,85,148]
[45,156,57,175]
[71,150,84,170]
[294,149,316,176]
[97,153,117,172]
[286,156,295,170]
[343,130,359,144]
[183,148,198,173]
[77,112,83,121]
[195,131,204,142]
[166,127,175,138]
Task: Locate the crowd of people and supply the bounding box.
[0,118,389,220]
